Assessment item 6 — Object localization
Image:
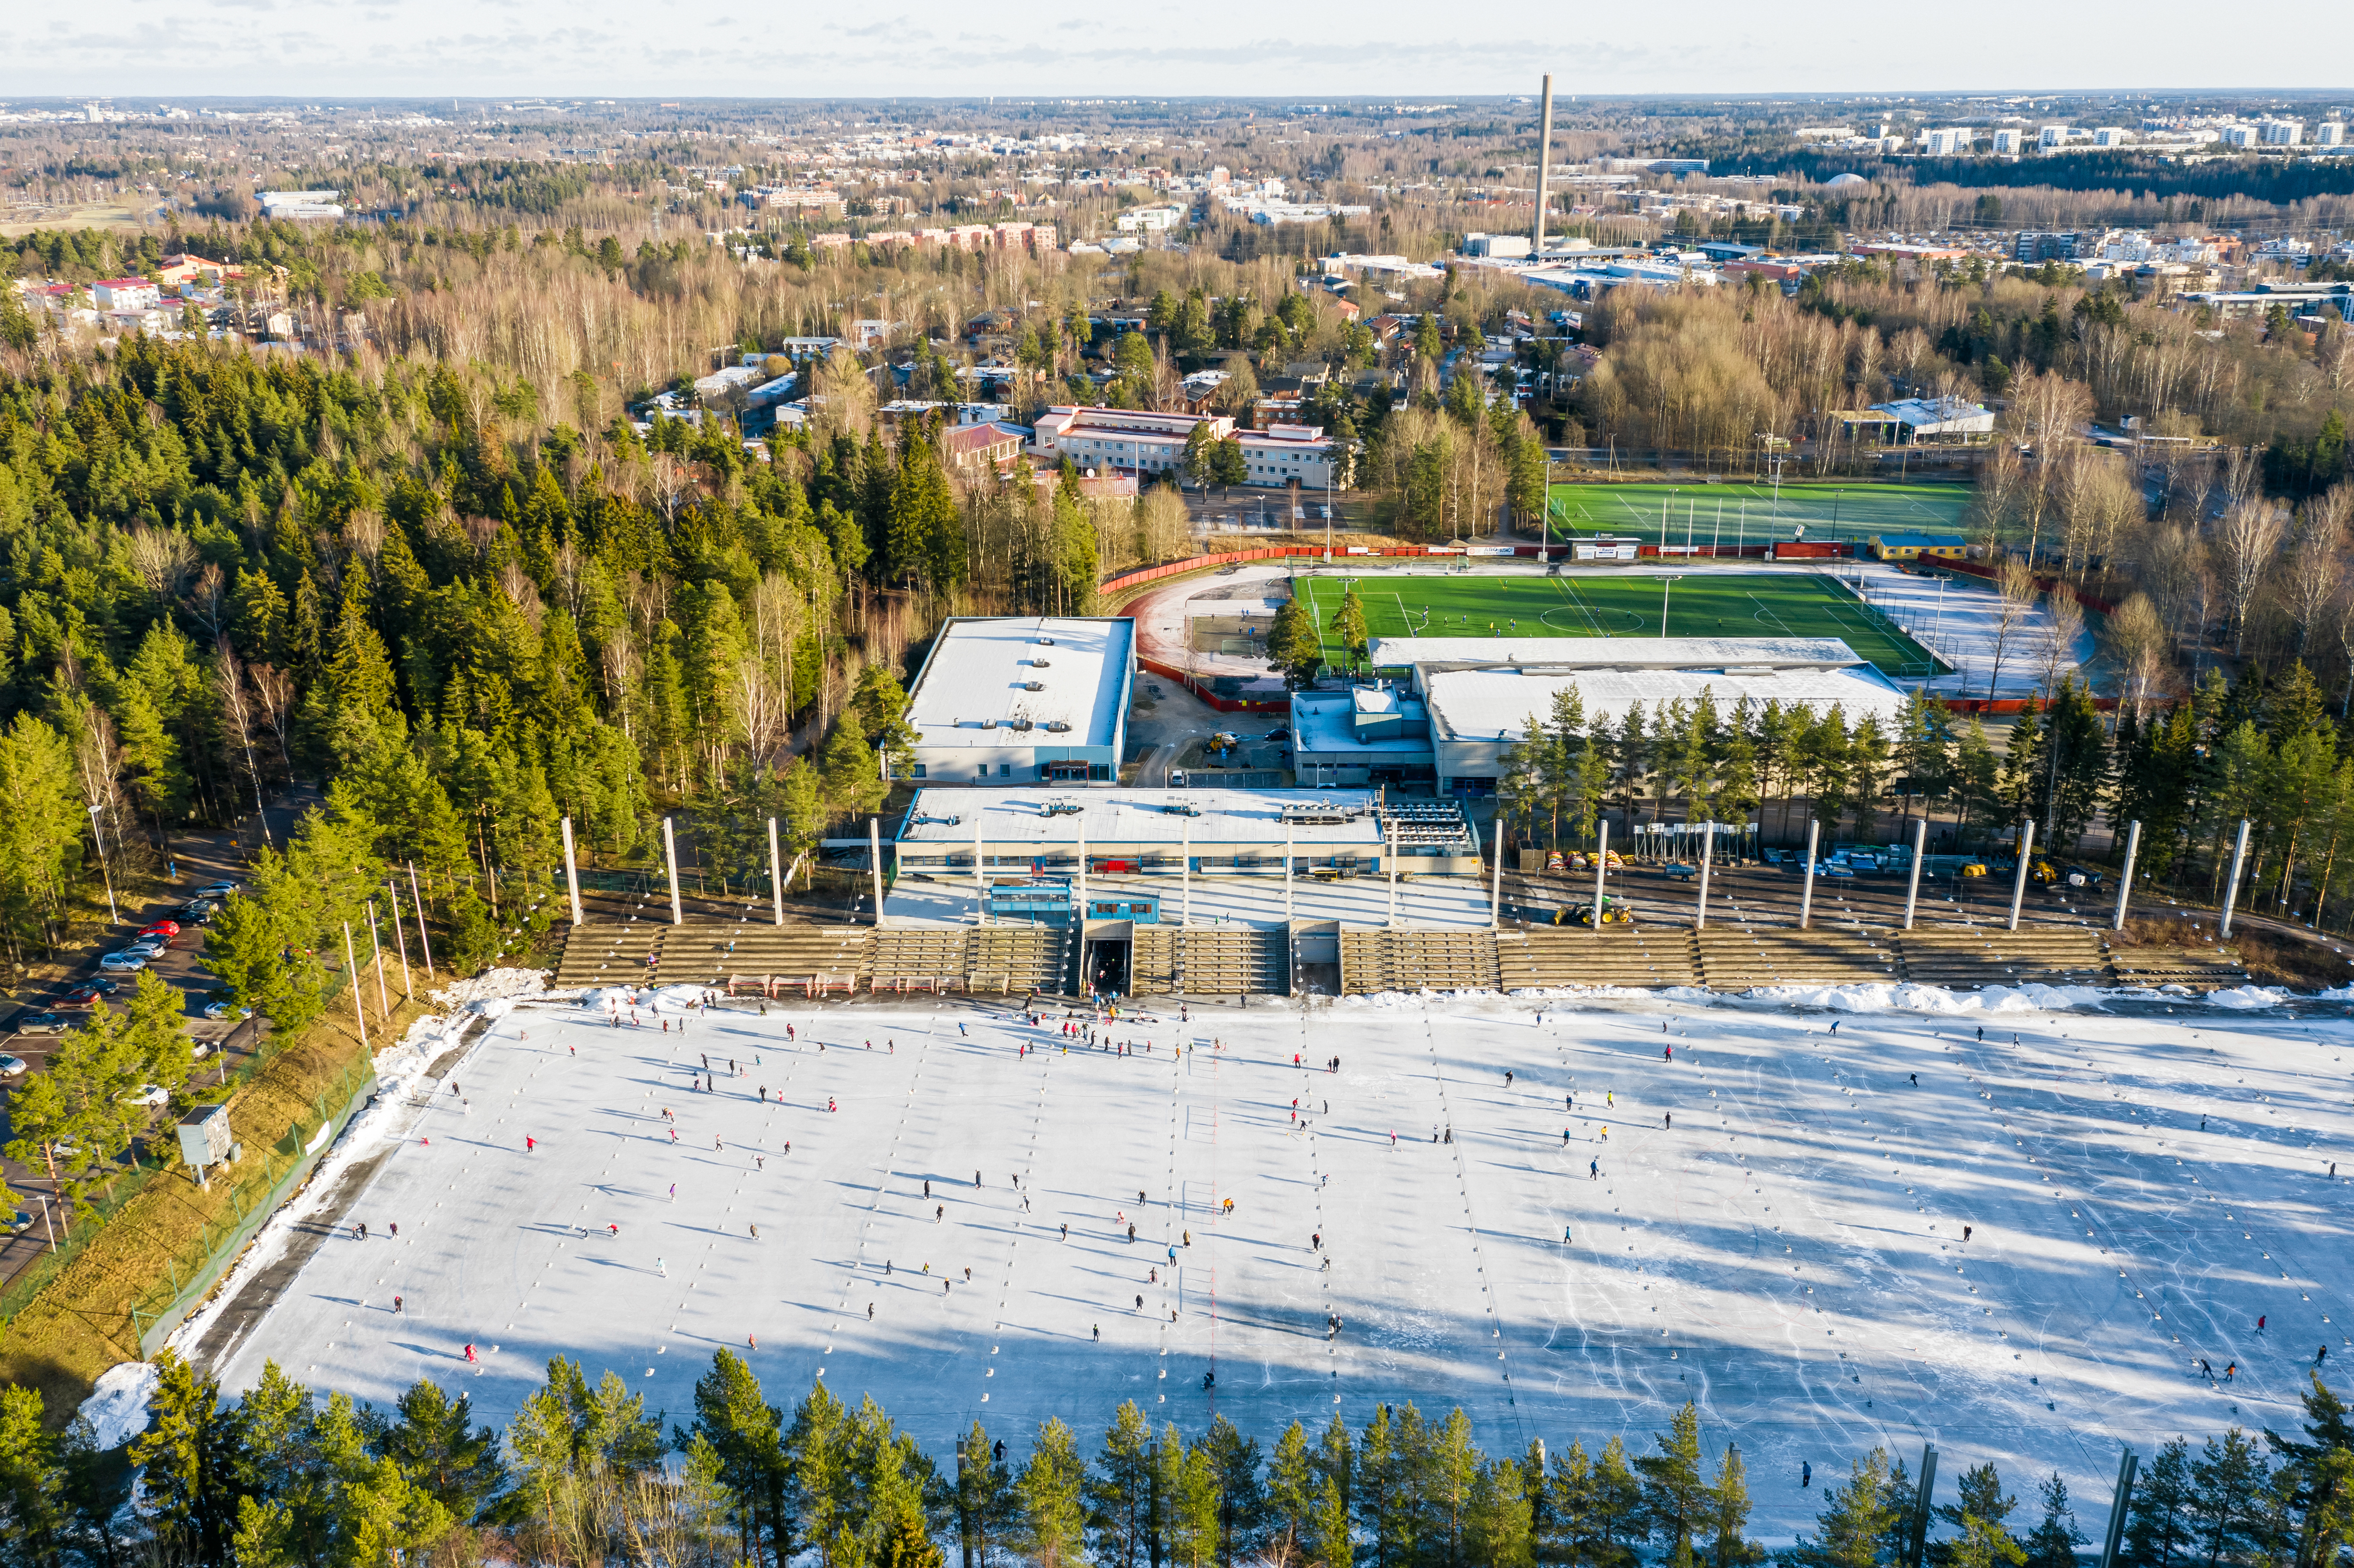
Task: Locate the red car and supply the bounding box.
[59,984,105,1008]
[141,920,182,938]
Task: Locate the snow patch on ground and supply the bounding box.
[2207,985,2292,1010]
[428,967,549,1008]
[76,1360,159,1451]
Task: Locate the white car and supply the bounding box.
[0,1054,27,1078]
[124,938,167,959]
[195,881,238,900]
[118,1084,169,1108]
[203,1002,250,1022]
[98,952,149,973]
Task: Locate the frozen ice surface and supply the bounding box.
[210,990,2354,1540]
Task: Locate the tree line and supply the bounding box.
[4,1348,2348,1568]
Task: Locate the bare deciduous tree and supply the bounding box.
[125,526,198,604]
[1988,557,2039,700]
[2214,498,2287,654]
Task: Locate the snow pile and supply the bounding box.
[2207,985,2290,1010]
[76,1360,159,1451]
[429,967,548,1008]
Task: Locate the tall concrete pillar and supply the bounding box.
[2113,820,2141,931]
[662,817,683,925]
[1798,820,1820,930]
[768,817,785,925]
[2007,820,2036,932]
[561,815,583,925]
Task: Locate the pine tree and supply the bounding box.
[2123,1439,2197,1568]
[1636,1402,1711,1568]
[1088,1402,1155,1568]
[1021,1419,1089,1568]
[1789,1448,1901,1568]
[1708,1444,1763,1568]
[1935,1462,2025,1568]
[2023,1474,2086,1568]
[2188,1429,2276,1568]
[131,1350,245,1568]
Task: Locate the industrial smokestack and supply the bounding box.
[1533,73,1555,256]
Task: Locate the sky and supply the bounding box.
[7,0,2352,98]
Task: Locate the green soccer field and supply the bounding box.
[1545,480,1972,548]
[1292,570,1947,678]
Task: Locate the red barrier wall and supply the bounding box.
[1925,559,2117,615]
[1137,656,1290,713]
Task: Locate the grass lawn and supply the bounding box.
[1546,480,1972,550]
[1293,569,1944,677]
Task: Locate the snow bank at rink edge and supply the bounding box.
[1340,980,2297,1012]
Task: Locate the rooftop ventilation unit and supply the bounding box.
[1031,657,1051,668]
[1022,680,1046,691]
[1043,720,1073,732]
[1008,718,1033,732]
[1042,800,1083,817]
[1036,637,1056,646]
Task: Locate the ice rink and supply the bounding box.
[205,989,2354,1539]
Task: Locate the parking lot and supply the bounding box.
[0,839,256,1280]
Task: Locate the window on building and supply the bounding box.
[911,763,927,778]
[1000,763,1012,777]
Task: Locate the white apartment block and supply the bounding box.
[1990,129,2026,154]
[2091,127,2132,147]
[1031,406,1340,490]
[2039,125,2074,149]
[1920,128,1971,155]
[2318,123,2347,146]
[2219,125,2259,147]
[2262,120,2304,146]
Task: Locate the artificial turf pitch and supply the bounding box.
[1292,570,1944,677]
[1545,480,1971,548]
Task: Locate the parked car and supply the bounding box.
[7,1210,33,1236]
[13,1013,70,1035]
[203,1001,251,1022]
[2061,864,2105,889]
[118,1084,169,1108]
[1262,727,1291,742]
[123,938,168,961]
[0,1053,28,1077]
[140,919,182,938]
[195,881,238,900]
[58,984,109,1008]
[177,899,217,920]
[1661,862,1700,880]
[98,952,149,973]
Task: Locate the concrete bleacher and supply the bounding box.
[1339,930,1501,994]
[2104,943,2251,991]
[1130,928,1285,996]
[1894,926,2109,987]
[963,925,1070,995]
[549,921,665,988]
[1495,927,1700,989]
[1693,927,1900,990]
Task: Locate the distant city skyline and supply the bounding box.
[8,0,2354,100]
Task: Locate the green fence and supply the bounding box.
[126,1052,382,1356]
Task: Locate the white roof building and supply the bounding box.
[902,616,1135,786]
[1365,638,1909,794]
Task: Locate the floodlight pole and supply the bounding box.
[1490,816,1504,929]
[385,880,414,999]
[343,921,368,1049]
[1592,819,1609,933]
[1182,818,1193,928]
[2219,818,2250,938]
[2098,1449,2139,1568]
[768,816,785,925]
[1285,823,1295,921]
[662,816,683,925]
[560,815,584,926]
[409,862,436,980]
[974,813,986,922]
[1798,820,1820,930]
[1906,1446,1940,1568]
[1902,818,1927,930]
[2114,820,2141,931]
[1660,574,1681,637]
[871,817,886,929]
[1695,820,1714,930]
[1386,818,1399,929]
[2007,819,2036,932]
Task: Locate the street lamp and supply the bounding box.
[87,804,118,924]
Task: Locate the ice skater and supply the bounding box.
[463,1343,478,1364]
[656,1257,668,1277]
